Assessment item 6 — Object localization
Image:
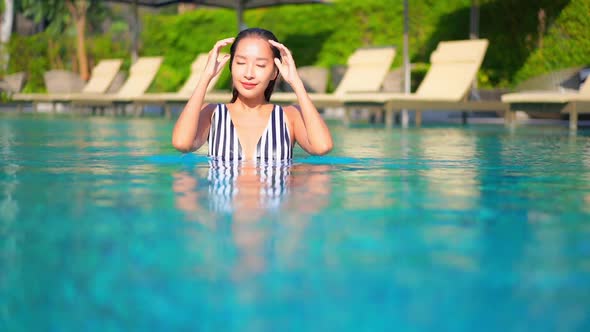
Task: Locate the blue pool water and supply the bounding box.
[1,114,590,331]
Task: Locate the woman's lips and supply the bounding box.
[241,82,257,90]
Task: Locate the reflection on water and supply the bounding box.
[419,129,480,211]
[175,160,332,220]
[205,160,292,217]
[2,114,590,330]
[0,123,19,223]
[174,160,332,276]
[584,142,590,211]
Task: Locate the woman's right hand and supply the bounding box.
[203,37,234,81]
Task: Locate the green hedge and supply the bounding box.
[142,0,589,90]
[514,0,590,84]
[142,0,460,92]
[7,0,590,92]
[141,8,237,92]
[8,34,49,92]
[7,30,130,92]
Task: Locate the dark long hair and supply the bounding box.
[229,28,281,103]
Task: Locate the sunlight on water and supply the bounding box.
[1,114,590,331]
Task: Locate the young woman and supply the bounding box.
[172,28,333,162]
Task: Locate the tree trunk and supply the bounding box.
[0,0,14,72]
[75,15,88,80]
[131,0,139,63]
[401,0,410,127]
[470,0,479,39]
[66,0,89,81]
[469,0,480,99]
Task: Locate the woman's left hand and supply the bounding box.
[269,40,302,88]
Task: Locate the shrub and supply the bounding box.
[8,34,50,92]
[9,0,590,92]
[514,0,590,84]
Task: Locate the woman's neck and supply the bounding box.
[232,95,268,112]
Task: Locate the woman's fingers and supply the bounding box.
[220,53,230,62]
[218,54,231,67]
[269,40,294,62]
[268,39,283,48]
[211,54,231,76]
[206,38,234,77]
[210,37,235,57]
[215,37,235,49]
[274,57,285,74]
[270,40,300,84]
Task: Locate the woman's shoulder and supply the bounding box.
[280,104,304,121]
[202,103,222,112]
[276,104,302,128]
[277,104,301,114]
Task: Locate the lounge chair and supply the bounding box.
[132,53,225,116]
[277,66,329,94]
[68,56,163,115]
[269,46,397,107]
[12,59,123,112]
[165,46,395,110]
[501,77,590,130]
[0,72,26,95]
[341,39,505,126]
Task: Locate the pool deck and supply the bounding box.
[2,100,590,130]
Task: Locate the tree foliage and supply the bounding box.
[18,0,108,35]
[514,0,590,85]
[9,0,590,92]
[11,0,124,91]
[143,0,587,91]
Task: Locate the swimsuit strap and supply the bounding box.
[208,104,292,161]
[256,105,292,162]
[208,104,242,161]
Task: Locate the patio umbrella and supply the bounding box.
[183,0,328,31]
[401,0,409,126]
[106,0,327,61]
[399,0,479,126]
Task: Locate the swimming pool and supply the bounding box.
[1,113,589,331]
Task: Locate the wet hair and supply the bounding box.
[229,28,281,103]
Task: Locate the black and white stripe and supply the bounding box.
[208,104,242,162]
[207,159,241,213]
[258,162,291,208]
[206,159,291,214]
[256,105,292,162]
[208,104,292,161]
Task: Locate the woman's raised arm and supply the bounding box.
[269,40,333,155]
[172,38,234,152]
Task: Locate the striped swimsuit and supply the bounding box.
[208,104,293,162]
[206,159,292,214]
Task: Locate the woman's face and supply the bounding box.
[231,37,277,101]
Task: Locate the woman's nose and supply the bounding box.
[244,64,255,79]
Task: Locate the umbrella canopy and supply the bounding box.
[401,0,409,126]
[106,0,327,61]
[107,0,326,30]
[399,0,479,126]
[189,0,328,31]
[111,0,324,9]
